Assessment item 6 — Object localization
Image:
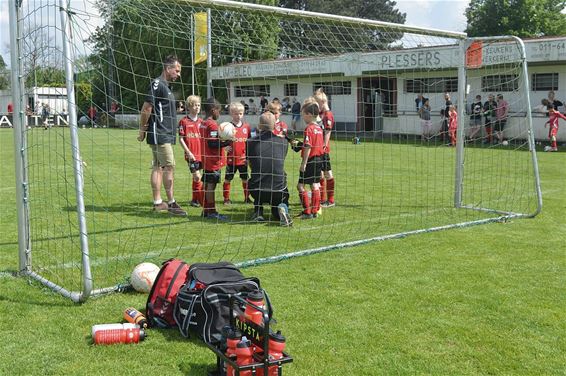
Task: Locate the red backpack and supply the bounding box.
[146,258,190,328]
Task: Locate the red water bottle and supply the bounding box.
[267,331,286,376]
[245,290,265,326]
[92,323,146,345]
[236,338,255,376]
[225,329,242,376]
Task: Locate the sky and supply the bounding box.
[0,0,469,68]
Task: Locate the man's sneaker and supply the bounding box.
[190,200,201,207]
[203,212,229,221]
[277,203,293,227]
[223,199,232,205]
[152,202,168,213]
[321,201,335,208]
[168,201,187,216]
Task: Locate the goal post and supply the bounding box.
[6,0,542,302]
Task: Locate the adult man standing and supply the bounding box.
[138,55,186,216]
[442,93,452,142]
[246,112,292,226]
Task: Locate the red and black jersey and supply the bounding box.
[302,122,324,159]
[273,120,288,138]
[320,110,335,153]
[178,115,203,162]
[202,118,226,171]
[227,122,251,166]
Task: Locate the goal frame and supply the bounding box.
[8,0,542,303]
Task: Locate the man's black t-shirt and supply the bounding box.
[247,131,288,192]
[145,77,177,145]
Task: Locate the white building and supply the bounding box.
[210,36,566,141]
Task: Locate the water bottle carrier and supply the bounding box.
[206,294,293,376]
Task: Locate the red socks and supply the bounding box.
[223,181,231,201]
[312,189,321,215]
[320,178,327,202]
[300,191,311,214]
[326,178,335,203]
[242,181,249,201]
[192,180,204,205]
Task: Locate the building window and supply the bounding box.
[284,83,298,97]
[481,75,519,92]
[531,73,558,91]
[313,81,352,96]
[234,85,270,97]
[404,77,458,93]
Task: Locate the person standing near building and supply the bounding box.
[483,94,497,144]
[547,90,563,112]
[442,93,452,142]
[415,93,427,112]
[495,94,509,144]
[469,94,483,141]
[418,98,432,141]
[246,112,292,226]
[260,95,268,112]
[138,55,186,216]
[291,97,301,130]
[448,104,458,146]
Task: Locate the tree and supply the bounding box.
[0,55,9,90]
[277,0,406,56]
[465,0,566,38]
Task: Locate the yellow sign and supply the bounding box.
[194,12,208,65]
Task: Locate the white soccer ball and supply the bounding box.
[218,122,235,141]
[130,262,160,293]
[502,140,509,146]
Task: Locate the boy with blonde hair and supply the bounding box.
[179,95,204,207]
[313,88,336,207]
[297,97,324,219]
[223,102,251,204]
[268,101,289,138]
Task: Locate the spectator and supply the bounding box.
[248,98,257,115]
[260,95,268,112]
[290,97,301,130]
[495,94,509,144]
[415,93,427,112]
[88,105,97,121]
[469,95,483,141]
[547,90,563,112]
[42,103,51,130]
[418,98,432,140]
[442,93,452,142]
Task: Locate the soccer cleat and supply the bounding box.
[298,211,313,219]
[544,145,552,152]
[203,212,229,221]
[152,202,169,213]
[321,201,335,208]
[223,199,232,205]
[189,200,201,207]
[277,203,293,227]
[167,201,187,216]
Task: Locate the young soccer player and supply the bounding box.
[448,105,458,146]
[178,95,204,207]
[313,88,336,207]
[297,98,324,219]
[201,98,231,220]
[544,107,566,152]
[268,101,288,138]
[223,102,251,204]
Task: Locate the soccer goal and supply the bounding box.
[6,0,541,302]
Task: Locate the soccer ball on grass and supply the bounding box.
[130,262,160,293]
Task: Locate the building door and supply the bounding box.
[358,77,396,132]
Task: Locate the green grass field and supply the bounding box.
[0,127,563,375]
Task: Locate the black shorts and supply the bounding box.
[494,120,506,132]
[225,164,248,181]
[299,156,323,185]
[187,160,202,174]
[321,153,332,172]
[203,169,222,184]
